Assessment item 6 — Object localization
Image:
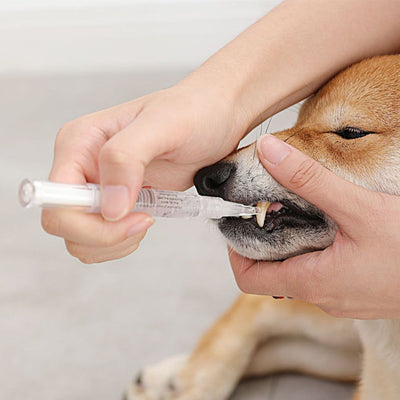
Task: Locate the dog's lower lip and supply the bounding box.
[223,198,324,232]
[223,207,322,233]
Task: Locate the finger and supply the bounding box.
[228,247,327,304]
[65,231,148,264]
[49,99,144,185]
[42,209,154,247]
[257,134,372,234]
[98,108,183,221]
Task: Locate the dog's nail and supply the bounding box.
[134,372,143,387]
[167,379,177,392]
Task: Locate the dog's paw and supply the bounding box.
[124,354,189,400]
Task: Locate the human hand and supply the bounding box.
[229,135,400,319]
[40,0,400,265]
[42,83,245,263]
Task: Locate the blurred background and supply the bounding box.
[0,1,354,399]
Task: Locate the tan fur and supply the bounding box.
[127,56,400,400]
[280,56,400,195]
[352,388,362,400]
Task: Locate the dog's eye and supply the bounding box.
[333,126,375,140]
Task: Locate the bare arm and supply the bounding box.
[182,0,400,133]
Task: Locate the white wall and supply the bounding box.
[0,0,282,74]
[0,0,278,10]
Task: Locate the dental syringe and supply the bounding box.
[18,179,260,219]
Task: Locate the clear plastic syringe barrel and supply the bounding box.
[135,189,202,217]
[134,189,256,218]
[83,187,206,217]
[19,180,258,218]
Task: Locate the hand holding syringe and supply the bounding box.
[19,179,260,219]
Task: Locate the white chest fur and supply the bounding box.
[356,320,400,400]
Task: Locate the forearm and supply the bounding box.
[180,0,400,136]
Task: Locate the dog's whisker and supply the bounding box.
[252,122,265,160]
[256,260,260,281]
[283,127,305,145]
[252,101,281,160]
[240,255,246,272]
[287,106,300,114]
[250,174,268,183]
[264,115,273,135]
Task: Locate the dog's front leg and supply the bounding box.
[126,294,266,400]
[126,294,361,400]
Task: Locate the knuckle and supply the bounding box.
[290,159,324,192]
[55,118,100,156]
[132,243,139,252]
[97,224,122,248]
[55,121,82,149]
[65,241,99,264]
[126,242,140,255]
[65,240,81,258]
[55,124,72,143]
[99,143,131,167]
[236,280,251,294]
[78,256,98,265]
[41,211,61,236]
[234,274,253,294]
[77,255,97,264]
[129,230,147,243]
[70,248,98,264]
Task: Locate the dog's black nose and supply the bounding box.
[194,162,235,198]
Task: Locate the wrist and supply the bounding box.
[175,73,250,145]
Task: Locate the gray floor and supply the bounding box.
[0,72,355,400]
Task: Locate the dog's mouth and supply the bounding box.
[219,198,325,234]
[246,201,287,228]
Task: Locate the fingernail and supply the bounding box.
[258,135,291,165]
[102,185,130,221]
[127,217,155,237]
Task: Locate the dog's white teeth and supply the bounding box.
[256,201,271,228]
[241,215,253,219]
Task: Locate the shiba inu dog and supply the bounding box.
[126,55,400,400]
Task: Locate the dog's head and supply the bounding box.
[194,55,400,261]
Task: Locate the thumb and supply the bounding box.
[257,134,369,231]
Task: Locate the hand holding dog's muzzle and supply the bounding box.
[229,135,400,319]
